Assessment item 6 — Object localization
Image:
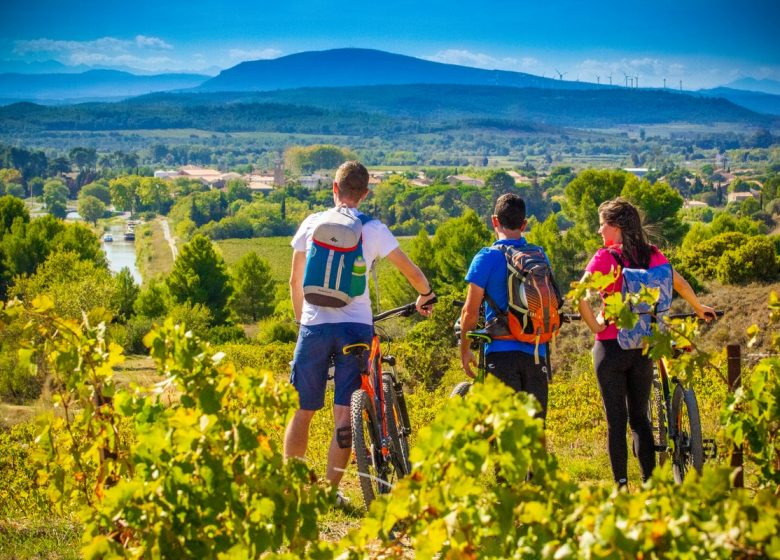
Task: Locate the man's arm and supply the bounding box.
[289,250,307,323]
[385,247,435,314]
[459,282,484,378]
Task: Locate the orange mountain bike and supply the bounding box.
[344,300,432,510]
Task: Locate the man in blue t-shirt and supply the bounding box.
[459,193,550,419]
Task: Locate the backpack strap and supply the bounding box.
[606,247,626,268]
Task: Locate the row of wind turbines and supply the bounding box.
[551,68,684,90]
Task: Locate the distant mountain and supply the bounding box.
[723,77,780,96]
[697,87,780,116]
[0,59,89,74]
[1,83,770,135]
[198,48,599,93]
[0,70,210,103]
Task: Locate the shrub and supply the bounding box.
[257,319,297,344]
[716,236,779,285]
[206,324,246,344]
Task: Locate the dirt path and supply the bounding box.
[160,218,178,260]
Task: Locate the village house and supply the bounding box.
[447,174,484,187]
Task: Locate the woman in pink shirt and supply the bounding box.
[578,198,714,489]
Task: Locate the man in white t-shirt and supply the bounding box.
[284,161,436,497]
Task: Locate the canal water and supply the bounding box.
[102,224,142,285]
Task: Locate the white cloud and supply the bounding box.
[135,35,172,50]
[12,35,180,72]
[228,48,282,61]
[425,49,539,72]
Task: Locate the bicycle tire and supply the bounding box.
[383,375,411,475]
[351,389,390,511]
[651,377,668,465]
[670,385,704,483]
[450,381,472,398]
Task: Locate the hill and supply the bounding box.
[0,83,771,134]
[724,77,780,96]
[0,69,210,104]
[197,47,597,92]
[698,86,780,116]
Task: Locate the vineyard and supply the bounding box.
[0,280,778,558]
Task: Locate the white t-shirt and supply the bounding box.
[291,207,399,326]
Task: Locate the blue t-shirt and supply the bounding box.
[464,238,548,357]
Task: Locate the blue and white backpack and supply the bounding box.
[607,249,674,350]
[302,207,373,308]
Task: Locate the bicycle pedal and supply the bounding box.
[703,439,718,459]
[381,355,396,366]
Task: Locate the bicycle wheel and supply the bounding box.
[650,377,668,465]
[450,381,472,398]
[670,385,704,483]
[383,375,411,475]
[351,389,390,511]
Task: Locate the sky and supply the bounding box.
[1,0,778,89]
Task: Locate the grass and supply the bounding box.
[0,518,80,560]
[134,218,175,283]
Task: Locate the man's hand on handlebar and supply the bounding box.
[460,345,477,379]
[416,292,436,316]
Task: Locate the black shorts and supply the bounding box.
[485,351,549,420]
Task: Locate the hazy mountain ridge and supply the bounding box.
[697,87,780,116]
[0,69,210,102]
[724,77,780,96]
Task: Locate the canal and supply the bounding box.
[101,223,142,285]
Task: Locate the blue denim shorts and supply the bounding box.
[290,322,373,410]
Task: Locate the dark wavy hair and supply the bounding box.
[598,197,654,268]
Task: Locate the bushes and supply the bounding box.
[677,231,779,285]
[717,236,779,285]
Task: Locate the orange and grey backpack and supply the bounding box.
[484,244,563,362]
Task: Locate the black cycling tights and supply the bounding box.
[592,340,656,486]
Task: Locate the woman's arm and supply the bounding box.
[577,272,606,335]
[672,269,715,320]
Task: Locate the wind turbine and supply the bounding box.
[623,72,629,87]
[663,77,667,89]
[554,68,567,80]
[634,75,639,88]
[596,75,600,85]
[608,74,612,85]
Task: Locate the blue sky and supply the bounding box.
[1,0,778,88]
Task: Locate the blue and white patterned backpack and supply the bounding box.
[607,249,674,350]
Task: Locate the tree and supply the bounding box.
[69,147,97,171]
[134,279,169,318]
[137,177,172,214]
[562,169,631,227]
[230,252,275,322]
[620,179,687,246]
[166,234,233,325]
[77,195,106,225]
[226,180,253,203]
[431,211,492,289]
[484,170,517,202]
[43,179,69,217]
[109,176,141,213]
[80,182,112,205]
[112,268,140,322]
[0,195,29,235]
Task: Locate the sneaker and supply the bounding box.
[335,490,350,508]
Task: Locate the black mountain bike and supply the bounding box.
[649,310,722,483]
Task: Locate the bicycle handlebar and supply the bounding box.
[373,296,438,323]
[666,310,723,320]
